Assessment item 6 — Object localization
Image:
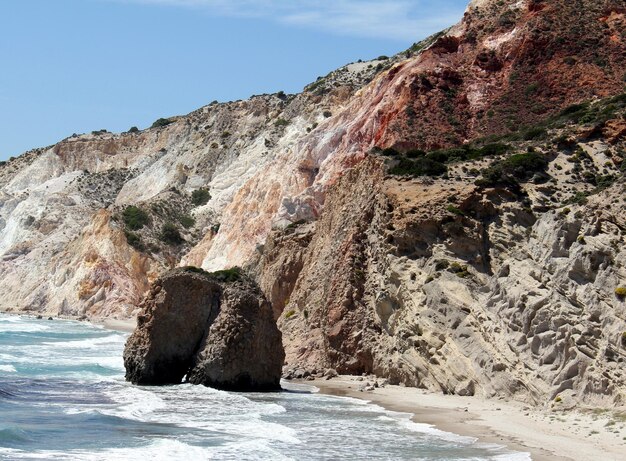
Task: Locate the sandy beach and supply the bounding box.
[96,318,136,333]
[307,376,626,461]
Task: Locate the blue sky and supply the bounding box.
[0,0,467,160]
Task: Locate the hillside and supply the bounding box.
[0,0,625,407]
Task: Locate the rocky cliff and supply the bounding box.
[1,0,625,406]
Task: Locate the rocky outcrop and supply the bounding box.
[123,268,284,391]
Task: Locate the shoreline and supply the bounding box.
[0,309,136,333]
[305,376,626,461]
[3,311,624,459]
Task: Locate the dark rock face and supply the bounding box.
[123,268,284,391]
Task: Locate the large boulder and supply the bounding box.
[123,267,284,391]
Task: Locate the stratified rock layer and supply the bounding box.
[123,268,284,391]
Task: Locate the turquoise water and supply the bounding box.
[0,314,529,460]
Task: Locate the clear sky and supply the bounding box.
[0,0,468,160]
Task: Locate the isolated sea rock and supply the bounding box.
[123,267,284,391]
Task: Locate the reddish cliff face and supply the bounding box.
[356,0,626,151]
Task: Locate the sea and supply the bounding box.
[0,314,530,460]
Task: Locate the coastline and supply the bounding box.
[3,311,624,460]
[0,309,136,333]
[306,376,626,461]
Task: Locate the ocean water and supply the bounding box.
[0,314,530,460]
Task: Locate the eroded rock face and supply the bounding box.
[269,153,626,407]
[123,268,284,391]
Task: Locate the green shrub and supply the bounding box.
[434,259,449,271]
[124,230,144,250]
[448,262,467,273]
[209,267,242,283]
[323,110,332,118]
[426,143,509,164]
[476,152,548,187]
[178,214,195,229]
[560,103,589,119]
[595,175,617,191]
[381,147,400,156]
[285,310,296,319]
[159,222,183,245]
[564,191,589,205]
[525,83,539,95]
[406,149,426,159]
[122,206,150,230]
[522,126,547,140]
[616,287,626,298]
[274,118,289,127]
[447,205,465,216]
[286,219,306,231]
[128,126,139,133]
[191,188,211,206]
[151,118,172,129]
[448,262,470,278]
[181,266,208,275]
[389,157,447,177]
